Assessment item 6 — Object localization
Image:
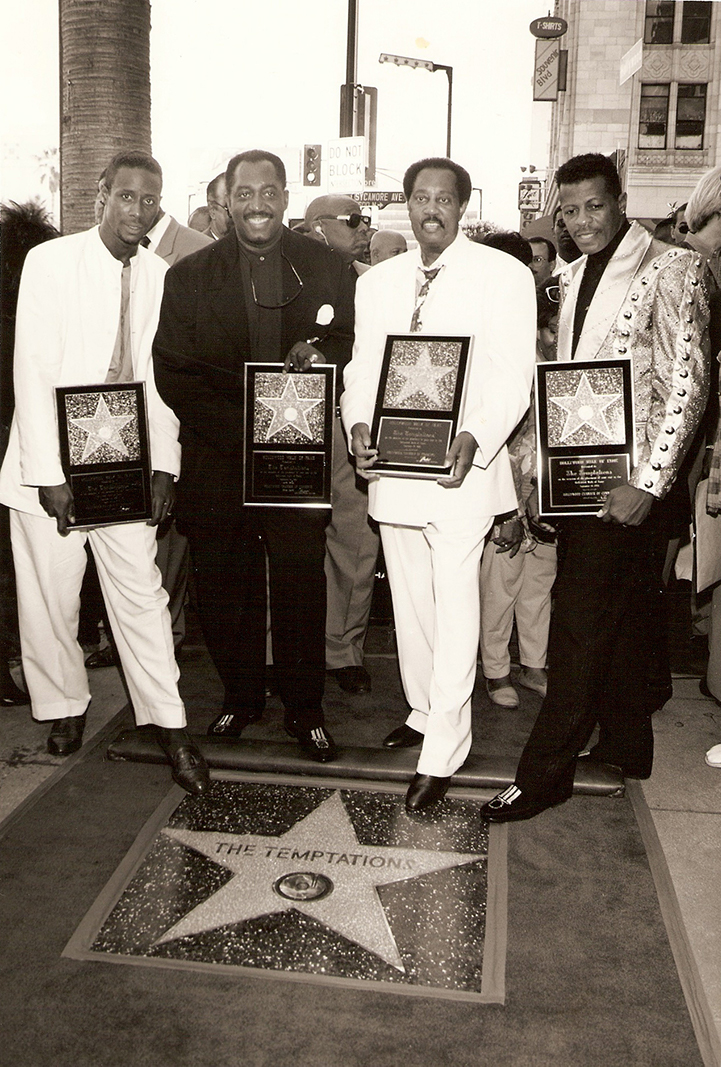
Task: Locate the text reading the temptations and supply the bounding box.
[214,842,417,869]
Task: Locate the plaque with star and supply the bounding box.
[63,780,507,1003]
[535,359,636,516]
[56,382,152,527]
[370,335,470,478]
[243,363,335,507]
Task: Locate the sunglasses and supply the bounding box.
[318,213,371,229]
[677,222,689,234]
[545,284,561,303]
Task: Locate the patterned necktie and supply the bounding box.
[410,267,441,332]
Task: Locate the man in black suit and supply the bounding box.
[153,149,355,762]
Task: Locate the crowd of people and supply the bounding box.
[2,144,721,813]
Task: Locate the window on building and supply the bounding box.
[681,2,711,43]
[675,84,707,149]
[639,84,670,148]
[644,1,675,44]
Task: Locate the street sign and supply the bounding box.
[620,39,643,86]
[534,39,561,101]
[327,137,365,193]
[357,191,406,206]
[530,16,567,38]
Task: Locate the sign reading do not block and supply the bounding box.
[327,137,366,193]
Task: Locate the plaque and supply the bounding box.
[243,363,335,508]
[370,334,470,478]
[56,382,152,528]
[535,358,636,517]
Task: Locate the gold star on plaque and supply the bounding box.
[550,371,622,442]
[69,394,135,462]
[257,375,323,442]
[392,345,455,408]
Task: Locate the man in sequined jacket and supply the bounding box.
[483,152,712,823]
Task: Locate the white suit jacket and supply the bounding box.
[0,226,180,516]
[341,230,537,525]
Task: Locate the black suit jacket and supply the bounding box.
[152,226,355,524]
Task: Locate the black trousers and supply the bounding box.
[183,507,329,731]
[515,512,667,801]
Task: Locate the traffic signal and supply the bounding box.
[303,144,321,186]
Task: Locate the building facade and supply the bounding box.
[547,0,720,219]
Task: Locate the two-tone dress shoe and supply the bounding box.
[485,676,519,708]
[382,724,424,748]
[47,713,87,756]
[405,773,451,812]
[207,709,262,738]
[327,666,372,694]
[285,722,337,763]
[156,727,210,795]
[481,784,565,823]
[517,667,548,697]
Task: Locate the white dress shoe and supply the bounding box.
[705,744,721,768]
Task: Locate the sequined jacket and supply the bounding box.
[557,222,711,499]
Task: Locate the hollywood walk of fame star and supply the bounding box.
[390,345,455,409]
[257,375,323,442]
[69,394,135,462]
[549,371,622,442]
[156,791,482,971]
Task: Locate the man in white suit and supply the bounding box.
[342,156,536,811]
[0,151,209,795]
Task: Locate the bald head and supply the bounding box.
[304,194,371,262]
[370,229,407,266]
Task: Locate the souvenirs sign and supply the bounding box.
[56,382,152,528]
[243,363,335,507]
[370,335,470,478]
[535,358,636,517]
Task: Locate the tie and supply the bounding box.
[410,267,441,332]
[140,236,151,248]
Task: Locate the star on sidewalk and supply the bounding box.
[257,375,323,442]
[69,394,135,462]
[391,345,455,409]
[156,791,482,971]
[549,371,622,442]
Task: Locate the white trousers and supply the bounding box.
[479,539,557,678]
[10,510,186,727]
[380,515,492,777]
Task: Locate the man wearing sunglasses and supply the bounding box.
[303,194,378,697]
[153,150,356,763]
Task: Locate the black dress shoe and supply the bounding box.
[207,710,262,738]
[405,773,451,812]
[576,750,651,780]
[47,713,87,756]
[327,666,371,694]
[285,723,337,763]
[382,724,424,749]
[156,727,210,795]
[481,785,565,823]
[85,646,117,669]
[1,677,30,706]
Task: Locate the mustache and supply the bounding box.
[421,216,444,227]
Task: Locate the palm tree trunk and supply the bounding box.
[59,0,151,234]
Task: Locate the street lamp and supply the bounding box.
[379,52,453,157]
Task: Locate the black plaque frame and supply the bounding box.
[56,381,152,528]
[243,363,335,508]
[535,358,636,517]
[370,334,470,478]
